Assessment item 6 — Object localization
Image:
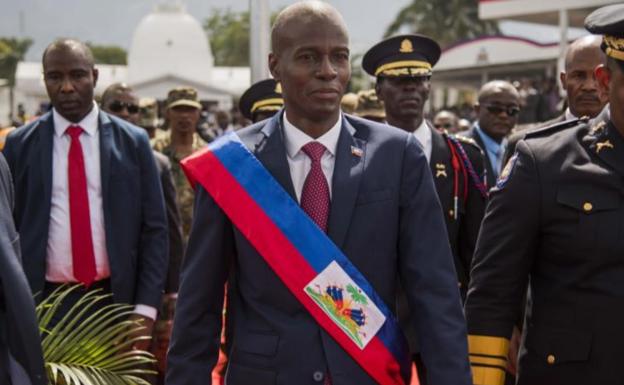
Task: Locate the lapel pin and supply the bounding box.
[596,140,614,154]
[351,146,363,157]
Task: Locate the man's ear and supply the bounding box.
[559,71,567,91]
[374,80,384,102]
[92,68,99,88]
[595,64,611,99]
[268,53,280,82]
[474,102,480,116]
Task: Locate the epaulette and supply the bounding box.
[524,116,590,139]
[453,134,479,148]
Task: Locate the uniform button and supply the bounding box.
[449,209,454,217]
[547,354,556,365]
[313,371,324,382]
[583,202,593,212]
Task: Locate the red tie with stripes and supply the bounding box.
[300,142,330,232]
[66,125,97,286]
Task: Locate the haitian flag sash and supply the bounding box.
[181,132,411,385]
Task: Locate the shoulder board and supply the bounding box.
[524,116,590,139]
[453,134,479,147]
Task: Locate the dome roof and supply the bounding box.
[127,3,214,86]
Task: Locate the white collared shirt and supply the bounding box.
[48,103,110,283]
[282,112,342,202]
[48,103,155,319]
[565,108,576,121]
[412,119,432,162]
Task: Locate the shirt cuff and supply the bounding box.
[133,304,158,320]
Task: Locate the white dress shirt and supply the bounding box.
[412,119,432,162]
[48,103,155,319]
[282,112,343,202]
[565,108,576,121]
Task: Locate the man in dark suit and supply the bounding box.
[466,81,520,188]
[3,39,168,351]
[0,153,46,385]
[362,33,487,384]
[502,35,608,165]
[166,2,471,385]
[465,5,624,384]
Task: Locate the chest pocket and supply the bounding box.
[556,185,622,253]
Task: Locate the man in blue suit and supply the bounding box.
[3,39,168,350]
[166,2,470,385]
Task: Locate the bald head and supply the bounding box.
[271,1,348,55]
[564,35,604,72]
[42,38,94,67]
[478,80,519,103]
[101,82,135,106]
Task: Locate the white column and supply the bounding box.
[250,0,271,84]
[558,8,569,94]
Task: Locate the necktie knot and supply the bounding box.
[66,125,84,139]
[302,141,326,162]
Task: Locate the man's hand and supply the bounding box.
[127,313,155,352]
[507,326,521,375]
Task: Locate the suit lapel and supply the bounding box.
[254,114,297,200]
[429,126,451,198]
[327,116,365,249]
[38,114,54,210]
[470,128,496,187]
[98,112,114,239]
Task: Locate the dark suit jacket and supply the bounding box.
[166,113,471,385]
[466,110,624,385]
[502,114,566,166]
[0,153,46,385]
[153,151,184,293]
[3,110,168,309]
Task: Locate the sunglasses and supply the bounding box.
[482,104,520,117]
[108,100,139,114]
[434,123,453,129]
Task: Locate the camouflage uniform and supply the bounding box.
[153,133,206,239]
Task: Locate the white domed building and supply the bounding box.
[13,2,249,114]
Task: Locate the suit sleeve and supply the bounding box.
[166,184,234,384]
[458,144,487,285]
[398,134,472,385]
[135,132,168,308]
[464,139,540,385]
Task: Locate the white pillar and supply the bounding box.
[250,0,271,84]
[558,8,569,94]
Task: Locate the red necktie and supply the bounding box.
[66,125,97,286]
[300,142,330,232]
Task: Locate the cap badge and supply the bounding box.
[399,39,414,53]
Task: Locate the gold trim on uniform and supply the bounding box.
[470,355,508,368]
[604,35,624,61]
[468,335,510,357]
[374,60,432,76]
[251,98,284,113]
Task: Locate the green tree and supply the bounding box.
[204,9,251,66]
[87,43,127,65]
[0,37,33,86]
[385,0,499,47]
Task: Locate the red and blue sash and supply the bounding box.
[181,132,411,385]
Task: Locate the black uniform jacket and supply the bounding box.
[465,109,624,385]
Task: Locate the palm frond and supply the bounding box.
[37,285,156,385]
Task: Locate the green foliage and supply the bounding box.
[385,0,499,47]
[0,37,33,86]
[86,44,127,65]
[346,284,368,305]
[204,8,250,66]
[37,285,156,385]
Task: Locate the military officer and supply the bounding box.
[239,78,284,124]
[362,34,487,384]
[465,5,624,385]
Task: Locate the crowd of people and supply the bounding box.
[1,1,623,385]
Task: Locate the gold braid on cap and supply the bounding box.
[604,35,624,61]
[375,60,432,76]
[251,98,284,113]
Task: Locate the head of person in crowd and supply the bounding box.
[239,78,284,123]
[42,38,98,123]
[165,86,201,136]
[587,4,624,134]
[457,118,471,132]
[354,89,385,123]
[433,110,459,133]
[139,97,159,138]
[475,80,520,142]
[363,34,441,132]
[340,92,358,114]
[269,0,350,137]
[100,82,140,125]
[215,110,231,131]
[561,35,607,118]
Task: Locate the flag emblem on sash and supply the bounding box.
[305,261,386,349]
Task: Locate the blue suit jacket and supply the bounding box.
[166,113,471,385]
[3,110,168,309]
